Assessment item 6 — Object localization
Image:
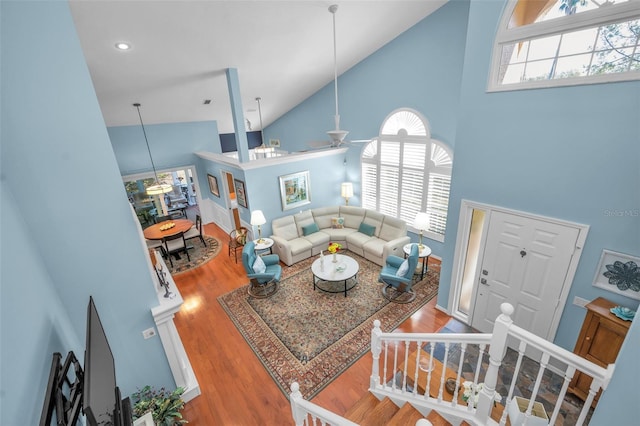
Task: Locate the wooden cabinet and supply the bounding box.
[568,297,631,406]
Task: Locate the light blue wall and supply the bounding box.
[1,1,174,420]
[109,120,220,208]
[266,0,470,255]
[439,0,640,350]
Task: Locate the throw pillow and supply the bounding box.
[396,259,410,277]
[253,255,266,274]
[302,223,320,236]
[331,217,345,229]
[358,222,376,237]
[235,229,247,245]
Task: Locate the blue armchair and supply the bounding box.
[379,243,419,303]
[242,241,281,298]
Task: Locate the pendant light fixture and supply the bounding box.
[133,103,172,195]
[327,4,349,146]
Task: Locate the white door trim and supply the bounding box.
[448,199,589,341]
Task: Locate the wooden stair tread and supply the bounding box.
[343,393,380,422]
[386,402,425,425]
[353,397,399,426]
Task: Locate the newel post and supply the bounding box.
[289,382,306,426]
[370,320,382,389]
[475,303,513,423]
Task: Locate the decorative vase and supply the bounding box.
[332,252,337,263]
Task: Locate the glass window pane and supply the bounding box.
[524,58,555,80]
[553,53,592,78]
[528,35,561,60]
[558,28,599,56]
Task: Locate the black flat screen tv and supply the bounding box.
[83,296,132,426]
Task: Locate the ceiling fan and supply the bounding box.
[308,4,370,150]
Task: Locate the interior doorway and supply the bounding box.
[449,201,588,342]
[223,171,240,230]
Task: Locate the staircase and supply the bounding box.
[290,303,615,426]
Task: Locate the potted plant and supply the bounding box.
[132,385,187,425]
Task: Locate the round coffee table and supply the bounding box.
[311,253,359,297]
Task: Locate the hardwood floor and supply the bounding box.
[174,222,451,425]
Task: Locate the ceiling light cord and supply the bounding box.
[134,103,162,186]
[332,5,339,123]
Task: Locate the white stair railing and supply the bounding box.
[290,303,615,426]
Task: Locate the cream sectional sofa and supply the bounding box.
[270,206,410,266]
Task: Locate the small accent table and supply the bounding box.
[403,243,432,280]
[254,237,274,255]
[311,253,359,297]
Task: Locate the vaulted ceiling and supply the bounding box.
[69,0,448,134]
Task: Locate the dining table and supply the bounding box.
[143,219,194,240]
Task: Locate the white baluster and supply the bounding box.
[523,352,550,425]
[439,342,449,402]
[370,320,382,389]
[477,303,513,424]
[402,340,410,392]
[548,365,576,425]
[452,343,466,406]
[413,340,423,396]
[290,382,305,426]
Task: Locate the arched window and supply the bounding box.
[361,109,453,242]
[489,0,640,91]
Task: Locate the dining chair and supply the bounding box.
[184,215,206,247]
[162,232,190,268]
[228,226,249,263]
[154,215,172,224]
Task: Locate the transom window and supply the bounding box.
[489,0,640,91]
[361,109,453,242]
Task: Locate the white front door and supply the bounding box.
[471,211,580,340]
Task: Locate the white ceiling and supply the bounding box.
[69,0,447,134]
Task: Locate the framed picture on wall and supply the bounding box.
[207,174,220,197]
[279,171,311,211]
[234,179,248,208]
[592,249,640,300]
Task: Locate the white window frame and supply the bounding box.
[488,0,640,92]
[361,109,453,243]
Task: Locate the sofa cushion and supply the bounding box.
[303,230,330,247]
[272,216,299,241]
[302,222,319,236]
[346,230,373,248]
[331,217,345,229]
[322,227,357,241]
[288,237,313,256]
[340,206,366,229]
[379,216,407,242]
[312,206,340,229]
[358,222,376,237]
[294,210,315,236]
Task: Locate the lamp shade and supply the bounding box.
[413,212,430,231]
[341,182,354,198]
[250,210,266,226]
[146,183,172,195]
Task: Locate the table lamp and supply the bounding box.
[413,212,430,249]
[251,210,267,243]
[341,182,353,206]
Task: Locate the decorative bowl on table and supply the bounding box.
[335,263,347,273]
[610,306,636,321]
[159,222,176,231]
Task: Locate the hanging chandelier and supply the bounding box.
[327,4,349,146]
[133,103,172,195]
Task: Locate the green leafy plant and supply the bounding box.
[132,385,187,425]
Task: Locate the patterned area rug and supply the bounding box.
[218,251,439,399]
[167,235,221,275]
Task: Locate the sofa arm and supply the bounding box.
[270,235,294,266]
[382,236,411,263]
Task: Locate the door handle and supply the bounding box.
[480,278,488,285]
[482,270,488,275]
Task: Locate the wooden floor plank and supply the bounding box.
[175,222,451,425]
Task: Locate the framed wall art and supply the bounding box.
[207,174,220,197]
[279,171,311,211]
[592,249,640,300]
[234,179,248,208]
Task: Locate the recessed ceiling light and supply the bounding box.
[115,42,131,51]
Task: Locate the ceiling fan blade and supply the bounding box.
[308,140,333,148]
